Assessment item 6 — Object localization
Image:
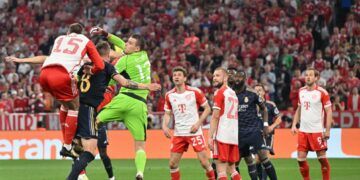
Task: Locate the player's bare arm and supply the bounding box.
[162,110,172,138]
[323,106,333,140]
[291,106,301,135]
[259,102,270,135]
[190,102,211,133]
[269,114,282,133]
[112,74,161,91]
[5,56,48,64]
[208,109,220,151]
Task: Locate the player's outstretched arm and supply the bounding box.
[323,106,333,140]
[90,27,126,50]
[112,74,161,91]
[5,56,48,64]
[208,109,220,151]
[162,111,172,138]
[291,106,301,135]
[190,102,211,133]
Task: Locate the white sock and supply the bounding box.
[109,177,115,180]
[64,144,72,150]
[136,172,143,177]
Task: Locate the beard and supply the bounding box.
[306,81,315,86]
[230,80,245,92]
[214,81,223,88]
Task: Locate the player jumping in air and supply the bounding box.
[91,27,153,180]
[67,41,160,180]
[6,23,104,159]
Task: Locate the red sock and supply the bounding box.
[80,169,86,175]
[218,172,227,180]
[170,168,180,180]
[206,169,215,180]
[318,158,330,180]
[298,160,310,180]
[59,106,68,141]
[64,110,78,145]
[231,171,242,180]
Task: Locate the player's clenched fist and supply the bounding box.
[90,27,108,37]
[5,56,20,63]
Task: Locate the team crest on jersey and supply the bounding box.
[185,94,192,100]
[244,97,249,103]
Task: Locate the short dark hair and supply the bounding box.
[96,41,110,57]
[69,23,84,34]
[130,34,146,50]
[172,66,187,77]
[306,67,319,77]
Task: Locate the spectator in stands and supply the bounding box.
[0,92,13,114]
[13,88,29,113]
[261,64,276,100]
[0,0,358,130]
[347,87,360,111]
[320,62,334,81]
[29,83,44,113]
[312,50,326,72]
[332,95,345,111]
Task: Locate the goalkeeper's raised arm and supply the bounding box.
[90,27,125,51]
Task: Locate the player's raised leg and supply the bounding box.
[59,98,80,158]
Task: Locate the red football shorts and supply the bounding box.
[212,140,239,163]
[39,66,78,101]
[171,135,206,153]
[297,131,328,152]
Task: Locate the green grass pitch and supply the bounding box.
[0,159,359,179]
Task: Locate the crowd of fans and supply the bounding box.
[0,0,359,123]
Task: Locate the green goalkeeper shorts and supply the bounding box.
[97,93,148,141]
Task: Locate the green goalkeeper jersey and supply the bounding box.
[108,34,151,99]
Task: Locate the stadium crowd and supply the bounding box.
[0,0,359,125]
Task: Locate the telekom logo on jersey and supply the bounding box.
[178,104,186,113]
[304,101,311,110]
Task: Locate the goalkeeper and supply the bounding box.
[91,27,152,180]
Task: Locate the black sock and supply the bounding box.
[262,165,268,180]
[67,151,94,180]
[101,154,114,178]
[247,164,258,180]
[262,161,277,180]
[256,163,263,180]
[236,165,240,173]
[211,161,217,179]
